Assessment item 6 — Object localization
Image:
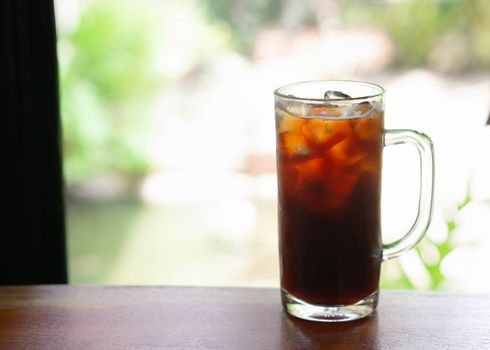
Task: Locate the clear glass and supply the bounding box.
[274,81,434,322]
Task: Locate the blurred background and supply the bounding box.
[55,0,490,291]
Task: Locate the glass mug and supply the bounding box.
[274,81,434,322]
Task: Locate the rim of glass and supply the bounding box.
[274,80,385,103]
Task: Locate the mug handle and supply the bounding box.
[382,129,435,261]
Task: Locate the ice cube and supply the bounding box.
[276,100,306,119]
[279,131,311,160]
[327,138,366,167]
[278,113,307,133]
[302,119,333,145]
[309,104,344,118]
[351,101,374,118]
[302,118,352,150]
[327,139,352,164]
[353,111,383,141]
[324,90,352,100]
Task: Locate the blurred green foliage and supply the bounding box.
[469,0,490,66]
[343,0,490,69]
[202,0,284,54]
[381,221,457,291]
[202,0,490,69]
[345,0,464,67]
[381,193,472,291]
[59,0,159,181]
[59,0,490,182]
[59,0,229,182]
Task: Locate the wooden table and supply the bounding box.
[0,286,489,349]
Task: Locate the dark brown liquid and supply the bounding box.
[276,105,383,305]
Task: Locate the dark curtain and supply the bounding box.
[0,0,67,284]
